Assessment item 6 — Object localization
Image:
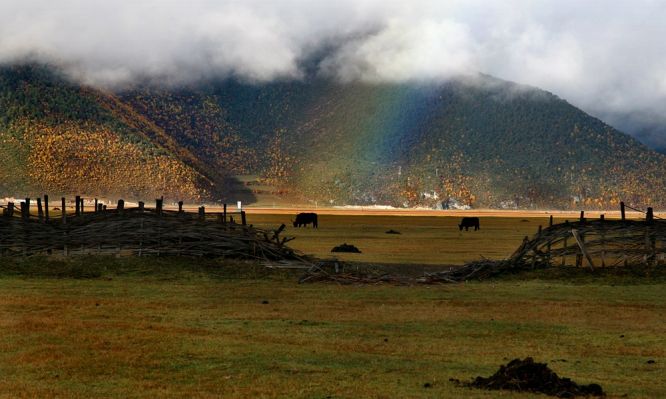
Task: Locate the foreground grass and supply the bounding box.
[0,258,664,398]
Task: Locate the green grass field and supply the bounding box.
[247,214,558,265]
[0,214,664,398]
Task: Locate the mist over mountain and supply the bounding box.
[2,1,666,152]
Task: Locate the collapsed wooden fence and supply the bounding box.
[510,207,664,269]
[0,195,306,261]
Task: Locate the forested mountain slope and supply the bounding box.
[1,64,664,209]
[122,76,666,209]
[0,65,235,201]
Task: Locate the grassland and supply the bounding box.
[0,257,664,398]
[0,213,664,398]
[247,214,561,265]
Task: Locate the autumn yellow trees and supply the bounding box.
[24,120,201,199]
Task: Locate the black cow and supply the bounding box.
[459,217,480,231]
[293,212,318,228]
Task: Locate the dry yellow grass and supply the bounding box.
[245,214,559,264]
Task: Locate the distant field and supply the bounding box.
[246,213,564,265]
[0,259,663,398]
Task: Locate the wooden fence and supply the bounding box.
[0,195,303,261]
[511,204,665,269]
[1,196,664,268]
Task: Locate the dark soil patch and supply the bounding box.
[331,243,361,253]
[385,229,401,234]
[458,357,604,398]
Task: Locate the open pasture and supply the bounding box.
[0,259,664,398]
[247,213,562,265]
[1,212,664,398]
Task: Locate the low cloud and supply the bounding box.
[1,0,665,146]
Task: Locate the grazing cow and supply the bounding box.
[293,212,318,228]
[459,217,480,231]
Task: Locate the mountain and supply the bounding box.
[119,76,666,209]
[0,65,254,202]
[597,111,666,155]
[1,64,665,209]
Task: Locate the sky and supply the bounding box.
[1,0,665,149]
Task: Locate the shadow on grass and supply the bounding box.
[495,263,666,285]
[0,256,301,281]
[1,255,664,286]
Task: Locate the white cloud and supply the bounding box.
[1,0,666,143]
[321,18,477,82]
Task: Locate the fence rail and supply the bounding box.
[0,195,302,261]
[511,204,665,268]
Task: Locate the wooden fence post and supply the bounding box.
[37,198,43,221]
[116,200,124,256]
[618,202,627,265]
[574,214,585,267]
[75,196,81,216]
[600,214,606,267]
[58,197,67,256]
[576,217,585,267]
[241,211,247,226]
[80,197,84,214]
[620,202,626,221]
[138,201,145,212]
[572,229,595,270]
[535,224,543,267]
[198,206,205,220]
[139,212,144,256]
[223,204,227,224]
[24,198,30,219]
[20,201,28,257]
[178,201,183,213]
[61,197,67,223]
[156,198,163,216]
[646,207,656,265]
[157,198,165,256]
[44,195,49,222]
[546,218,552,264]
[94,198,98,213]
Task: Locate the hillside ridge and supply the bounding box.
[1,64,665,209]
